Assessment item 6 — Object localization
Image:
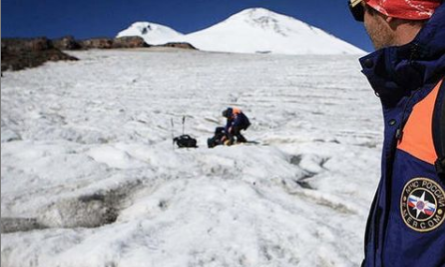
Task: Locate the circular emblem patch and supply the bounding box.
[401,178,445,232]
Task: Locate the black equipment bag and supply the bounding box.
[173,135,198,148]
[207,127,226,148]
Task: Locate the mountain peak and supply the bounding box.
[238,7,279,18]
[229,7,283,24]
[117,8,365,55]
[117,22,184,45]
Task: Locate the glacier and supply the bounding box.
[1,48,381,267]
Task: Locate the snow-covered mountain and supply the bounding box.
[117,8,365,55]
[117,22,184,45]
[184,8,364,55]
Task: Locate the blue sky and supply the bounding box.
[2,0,374,52]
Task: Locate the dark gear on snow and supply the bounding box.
[207,127,227,148]
[172,116,198,148]
[173,135,198,148]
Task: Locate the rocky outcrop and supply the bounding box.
[1,36,196,73]
[80,38,114,49]
[113,37,150,48]
[52,36,148,50]
[1,37,78,72]
[158,42,196,50]
[53,36,82,50]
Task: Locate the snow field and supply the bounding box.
[1,49,381,267]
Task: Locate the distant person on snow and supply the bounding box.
[207,107,251,148]
[221,107,250,145]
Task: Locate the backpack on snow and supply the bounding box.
[171,117,198,148]
[207,127,227,148]
[173,135,198,148]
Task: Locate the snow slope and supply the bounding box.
[117,22,184,45]
[1,49,381,267]
[184,8,365,55]
[117,8,365,55]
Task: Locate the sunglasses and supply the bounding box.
[349,0,365,22]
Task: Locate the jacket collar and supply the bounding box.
[360,3,445,106]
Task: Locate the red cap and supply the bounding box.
[364,0,441,20]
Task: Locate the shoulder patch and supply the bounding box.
[401,178,445,232]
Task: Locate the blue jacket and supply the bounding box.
[225,111,250,133]
[360,3,445,267]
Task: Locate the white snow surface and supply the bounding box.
[1,49,382,267]
[117,8,366,55]
[117,22,185,46]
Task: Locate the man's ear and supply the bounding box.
[386,16,405,31]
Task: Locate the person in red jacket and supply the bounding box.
[349,0,445,266]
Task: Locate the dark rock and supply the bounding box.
[159,42,197,50]
[1,37,78,72]
[2,37,50,53]
[80,38,113,49]
[53,36,82,50]
[0,36,198,72]
[113,36,149,48]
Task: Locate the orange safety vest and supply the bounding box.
[232,107,242,116]
[397,79,444,165]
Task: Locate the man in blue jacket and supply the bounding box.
[349,0,445,266]
[222,107,250,145]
